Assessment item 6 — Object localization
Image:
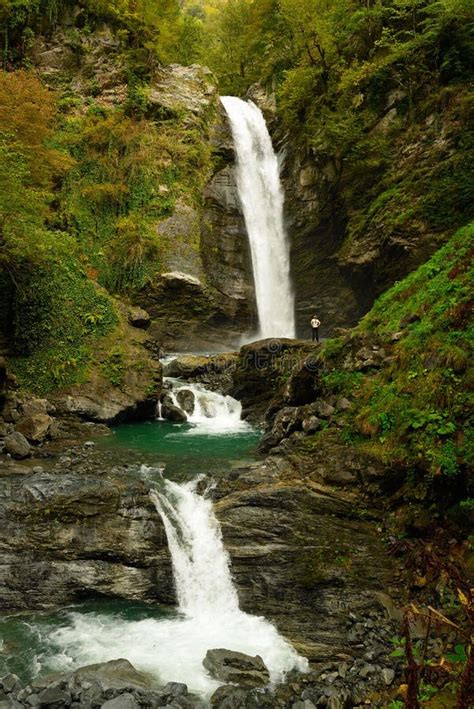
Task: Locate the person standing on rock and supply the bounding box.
[311,315,321,343]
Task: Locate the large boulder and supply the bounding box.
[160,394,187,423]
[15,413,53,443]
[3,431,31,459]
[50,307,161,425]
[231,339,316,423]
[164,355,211,379]
[128,307,150,330]
[203,649,270,688]
[175,389,195,416]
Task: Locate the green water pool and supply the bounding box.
[102,419,262,481]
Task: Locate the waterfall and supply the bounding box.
[221,96,295,340]
[40,472,307,697]
[150,478,240,618]
[165,378,250,435]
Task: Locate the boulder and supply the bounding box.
[336,398,352,412]
[15,413,53,443]
[19,398,50,417]
[160,394,187,423]
[210,684,256,707]
[176,389,195,416]
[100,694,140,709]
[164,355,210,378]
[37,686,71,707]
[302,416,321,434]
[3,432,31,459]
[315,402,335,419]
[0,674,22,694]
[203,649,270,688]
[128,307,150,330]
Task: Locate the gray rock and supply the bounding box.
[100,693,140,709]
[128,307,150,330]
[161,394,187,423]
[26,695,40,707]
[203,649,270,688]
[175,390,195,416]
[37,685,71,706]
[162,682,188,698]
[359,664,375,678]
[209,685,256,708]
[19,399,49,417]
[15,413,53,443]
[0,674,22,693]
[336,398,352,411]
[0,698,24,709]
[302,416,321,434]
[3,432,31,459]
[315,402,335,418]
[382,667,395,685]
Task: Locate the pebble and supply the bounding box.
[382,667,395,685]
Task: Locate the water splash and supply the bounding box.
[221,96,295,339]
[165,379,251,435]
[38,473,307,697]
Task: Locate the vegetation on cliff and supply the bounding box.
[0,1,215,391]
[316,223,473,494]
[202,0,474,318]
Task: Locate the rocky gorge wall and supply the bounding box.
[249,81,472,339]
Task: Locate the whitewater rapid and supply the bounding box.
[165,378,250,435]
[221,96,295,340]
[39,473,307,697]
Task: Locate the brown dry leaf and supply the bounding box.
[397,683,408,697]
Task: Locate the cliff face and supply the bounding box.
[201,103,257,335]
[259,79,472,338]
[1,7,258,364]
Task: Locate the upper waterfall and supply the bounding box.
[220,96,295,339]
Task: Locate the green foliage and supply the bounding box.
[58,103,211,293]
[320,223,473,487]
[1,0,203,67]
[100,348,126,387]
[9,258,117,393]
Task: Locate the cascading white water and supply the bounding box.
[41,471,307,697]
[221,96,295,339]
[151,478,240,617]
[165,378,249,435]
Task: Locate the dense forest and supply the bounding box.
[0,1,473,706]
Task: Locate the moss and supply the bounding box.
[313,223,473,489]
[9,258,118,394]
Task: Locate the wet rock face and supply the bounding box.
[136,271,242,353]
[0,458,174,611]
[213,455,398,665]
[280,146,365,338]
[161,393,188,423]
[201,104,257,335]
[229,339,318,423]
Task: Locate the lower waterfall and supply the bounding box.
[40,470,307,697]
[166,379,249,435]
